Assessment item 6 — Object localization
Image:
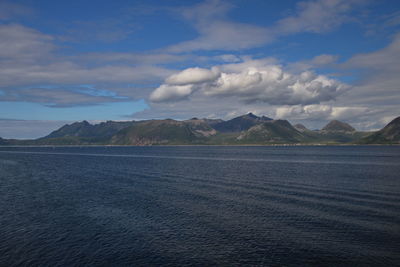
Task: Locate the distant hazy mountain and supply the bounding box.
[44,120,135,139]
[1,114,399,145]
[361,117,400,144]
[294,123,308,132]
[321,120,356,133]
[213,113,272,133]
[316,120,367,143]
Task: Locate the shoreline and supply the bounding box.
[1,143,399,148]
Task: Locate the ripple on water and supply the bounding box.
[0,146,399,266]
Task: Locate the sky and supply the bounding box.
[0,0,400,139]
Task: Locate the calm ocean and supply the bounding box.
[0,146,399,266]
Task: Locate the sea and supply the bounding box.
[0,146,399,266]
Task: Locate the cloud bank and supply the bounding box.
[150,59,349,105]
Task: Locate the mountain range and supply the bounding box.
[1,113,399,145]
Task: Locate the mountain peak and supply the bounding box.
[294,123,308,131]
[246,112,258,119]
[213,113,272,133]
[70,120,90,126]
[237,119,303,143]
[322,120,355,132]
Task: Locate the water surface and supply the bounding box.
[0,146,399,266]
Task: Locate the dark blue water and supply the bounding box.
[0,146,399,266]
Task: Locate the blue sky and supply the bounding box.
[0,0,400,138]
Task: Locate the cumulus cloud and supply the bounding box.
[275,104,368,121]
[150,59,348,105]
[149,67,221,102]
[150,84,194,102]
[166,67,220,85]
[269,33,400,130]
[274,104,381,130]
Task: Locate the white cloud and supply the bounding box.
[0,87,128,107]
[167,21,272,52]
[214,54,242,63]
[81,52,189,65]
[166,67,220,85]
[0,23,176,106]
[150,59,348,105]
[0,23,54,62]
[166,0,273,52]
[345,33,400,70]
[149,66,221,102]
[274,104,379,130]
[339,32,400,107]
[205,69,263,96]
[150,84,194,102]
[310,54,338,65]
[275,104,368,121]
[276,104,330,120]
[0,62,173,88]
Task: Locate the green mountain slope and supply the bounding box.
[361,117,400,144]
[236,120,305,144]
[316,120,364,143]
[43,120,135,140]
[110,120,211,145]
[213,113,272,133]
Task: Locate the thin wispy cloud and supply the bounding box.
[166,0,370,53]
[0,1,34,20]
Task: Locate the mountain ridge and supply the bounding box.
[1,114,399,145]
